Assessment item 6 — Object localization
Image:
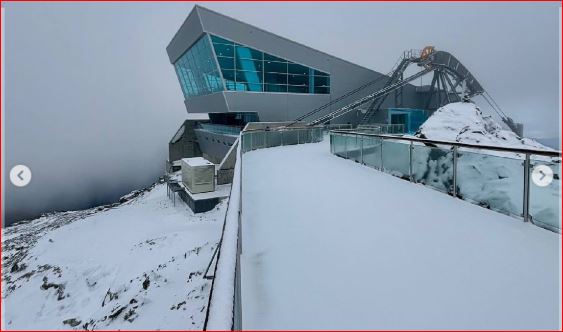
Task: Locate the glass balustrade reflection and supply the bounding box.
[362,137,382,170]
[346,135,362,163]
[329,132,560,233]
[382,140,410,179]
[457,150,523,218]
[412,144,454,194]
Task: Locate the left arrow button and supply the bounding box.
[10,165,32,187]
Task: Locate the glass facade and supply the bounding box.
[173,33,332,99]
[210,34,330,94]
[174,35,223,98]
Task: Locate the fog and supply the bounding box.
[3,2,560,226]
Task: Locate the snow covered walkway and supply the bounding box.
[240,139,560,330]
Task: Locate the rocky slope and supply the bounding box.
[2,182,226,330]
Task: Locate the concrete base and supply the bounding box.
[178,183,231,213]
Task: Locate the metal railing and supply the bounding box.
[203,126,325,330]
[330,130,561,233]
[199,123,242,136]
[357,123,405,135]
[323,123,353,132]
[241,126,324,152]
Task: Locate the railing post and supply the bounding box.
[297,130,300,144]
[250,132,253,151]
[345,135,348,159]
[380,138,384,170]
[523,153,531,222]
[281,131,284,146]
[452,146,458,197]
[360,135,364,164]
[409,141,413,181]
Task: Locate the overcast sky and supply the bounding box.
[3,2,561,225]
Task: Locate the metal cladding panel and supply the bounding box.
[223,92,331,122]
[194,129,237,164]
[184,92,229,114]
[166,8,205,64]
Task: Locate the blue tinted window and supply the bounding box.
[210,35,232,44]
[314,69,329,77]
[288,63,309,75]
[209,34,330,95]
[217,57,235,70]
[264,61,287,73]
[213,43,234,57]
[173,35,224,98]
[264,72,287,85]
[236,71,262,85]
[236,58,263,72]
[288,74,308,86]
[221,69,235,82]
[235,46,263,60]
[264,84,288,92]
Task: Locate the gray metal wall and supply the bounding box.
[167,6,424,124]
[168,120,205,162]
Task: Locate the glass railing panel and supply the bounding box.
[382,140,410,179]
[352,136,363,163]
[299,129,312,144]
[251,131,265,150]
[346,135,361,162]
[241,133,251,153]
[282,130,298,145]
[313,128,323,142]
[265,131,282,148]
[457,150,523,218]
[529,157,561,231]
[333,134,347,157]
[362,137,382,169]
[412,143,454,194]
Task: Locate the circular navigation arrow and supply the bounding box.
[10,165,32,187]
[531,165,553,187]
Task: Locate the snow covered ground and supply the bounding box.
[2,183,226,330]
[240,139,560,330]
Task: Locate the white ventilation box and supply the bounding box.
[181,157,215,194]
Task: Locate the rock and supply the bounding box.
[108,306,127,320]
[62,318,81,327]
[142,276,150,290]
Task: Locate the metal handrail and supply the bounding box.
[331,130,562,158]
[329,130,561,233]
[242,125,324,134]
